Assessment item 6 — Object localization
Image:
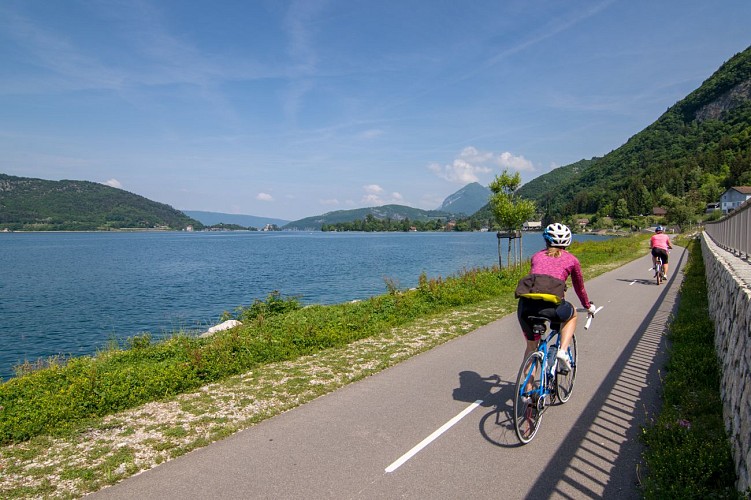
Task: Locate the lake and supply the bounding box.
[0,231,604,379]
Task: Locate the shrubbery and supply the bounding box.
[640,238,740,498]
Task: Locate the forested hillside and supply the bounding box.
[0,174,202,231]
[515,45,751,226]
[285,204,454,231]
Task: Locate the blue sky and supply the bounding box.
[1,1,750,221]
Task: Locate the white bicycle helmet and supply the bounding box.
[543,223,572,248]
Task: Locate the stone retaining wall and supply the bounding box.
[701,233,751,492]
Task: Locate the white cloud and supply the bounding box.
[362,194,382,205]
[103,178,122,188]
[256,192,274,202]
[360,185,404,206]
[497,151,535,172]
[429,147,535,184]
[459,146,493,164]
[320,198,340,206]
[428,158,490,184]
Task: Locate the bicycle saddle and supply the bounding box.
[527,315,549,336]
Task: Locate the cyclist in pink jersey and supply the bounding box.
[650,226,673,279]
[517,223,596,372]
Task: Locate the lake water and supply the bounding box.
[0,231,604,380]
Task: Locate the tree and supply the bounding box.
[489,170,537,267]
[614,198,629,220]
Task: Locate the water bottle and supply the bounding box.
[548,345,558,376]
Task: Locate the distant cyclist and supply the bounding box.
[516,223,596,372]
[650,226,673,280]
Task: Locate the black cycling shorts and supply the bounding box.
[651,247,669,264]
[517,297,575,342]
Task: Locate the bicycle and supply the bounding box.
[512,309,599,444]
[654,256,664,285]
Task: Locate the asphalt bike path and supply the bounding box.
[90,247,688,499]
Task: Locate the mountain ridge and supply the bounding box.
[436,182,492,215]
[182,210,289,229]
[0,174,201,231]
[283,204,454,231]
[283,182,492,230]
[512,45,751,223]
[0,175,489,232]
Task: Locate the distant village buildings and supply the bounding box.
[720,186,751,214]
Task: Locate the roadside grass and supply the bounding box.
[640,237,741,499]
[0,267,525,446]
[0,232,670,498]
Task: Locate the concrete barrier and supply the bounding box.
[701,232,751,492]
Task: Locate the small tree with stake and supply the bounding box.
[489,170,537,268]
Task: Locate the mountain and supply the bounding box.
[283,182,488,230]
[437,182,492,215]
[183,210,289,229]
[515,45,751,221]
[0,174,202,231]
[283,204,453,231]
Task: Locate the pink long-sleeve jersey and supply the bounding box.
[530,249,591,308]
[650,233,671,251]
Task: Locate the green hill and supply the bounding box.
[0,174,203,231]
[284,204,453,231]
[183,210,289,229]
[514,45,751,224]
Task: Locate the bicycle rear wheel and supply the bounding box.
[556,335,577,403]
[513,351,544,444]
[656,259,663,285]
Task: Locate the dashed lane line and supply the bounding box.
[385,400,483,473]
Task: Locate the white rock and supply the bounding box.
[199,319,242,338]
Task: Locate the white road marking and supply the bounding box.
[385,400,483,473]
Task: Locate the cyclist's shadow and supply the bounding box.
[616,278,656,286]
[452,370,524,448]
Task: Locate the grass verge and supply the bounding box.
[640,237,742,499]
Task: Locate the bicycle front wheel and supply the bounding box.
[513,351,544,444]
[556,335,577,403]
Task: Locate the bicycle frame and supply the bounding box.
[519,328,561,408]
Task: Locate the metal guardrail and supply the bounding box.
[704,198,751,260]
